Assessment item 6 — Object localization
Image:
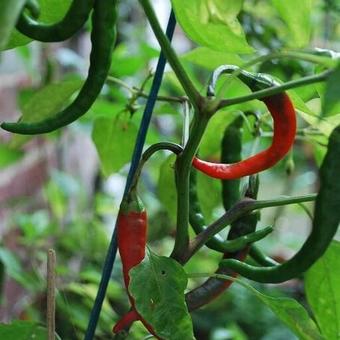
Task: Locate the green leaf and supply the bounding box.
[9,79,83,148]
[197,171,220,221]
[252,292,322,340]
[182,47,243,70]
[129,250,195,340]
[0,248,24,282]
[20,79,83,123]
[287,89,317,116]
[92,112,138,176]
[0,321,59,340]
[0,144,23,167]
[157,155,177,224]
[305,241,340,340]
[215,275,323,340]
[200,110,237,158]
[110,43,158,77]
[299,99,340,137]
[4,0,73,50]
[271,0,313,48]
[0,247,43,292]
[171,0,253,53]
[0,0,26,50]
[322,63,340,116]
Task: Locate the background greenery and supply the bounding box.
[0,0,340,339]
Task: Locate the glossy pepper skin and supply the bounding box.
[117,202,147,300]
[113,191,159,338]
[193,93,296,179]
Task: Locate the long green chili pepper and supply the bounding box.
[220,125,340,283]
[16,0,95,42]
[248,245,278,267]
[186,176,261,311]
[2,0,116,135]
[189,169,272,253]
[221,116,243,211]
[24,0,40,19]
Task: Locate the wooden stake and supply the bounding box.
[47,249,56,340]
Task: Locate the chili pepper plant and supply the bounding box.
[0,1,340,339]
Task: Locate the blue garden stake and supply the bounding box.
[84,10,176,340]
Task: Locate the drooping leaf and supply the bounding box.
[129,250,195,340]
[251,291,322,340]
[0,0,26,50]
[9,78,83,148]
[171,0,253,53]
[92,112,138,176]
[215,275,322,340]
[271,0,313,48]
[305,241,340,340]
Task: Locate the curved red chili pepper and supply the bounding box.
[193,93,296,179]
[117,208,147,301]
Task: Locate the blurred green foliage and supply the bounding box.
[0,0,340,339]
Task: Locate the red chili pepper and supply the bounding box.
[113,310,139,333]
[193,93,296,179]
[113,190,160,338]
[117,201,147,302]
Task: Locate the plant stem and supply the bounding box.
[129,142,183,193]
[241,50,336,70]
[217,70,332,110]
[185,193,317,262]
[139,0,202,108]
[171,112,209,262]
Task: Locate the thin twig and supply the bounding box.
[47,249,56,340]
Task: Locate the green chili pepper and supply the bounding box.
[2,0,116,135]
[16,0,95,42]
[221,116,243,211]
[186,176,261,311]
[248,245,278,267]
[189,169,271,253]
[24,0,40,19]
[220,125,340,283]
